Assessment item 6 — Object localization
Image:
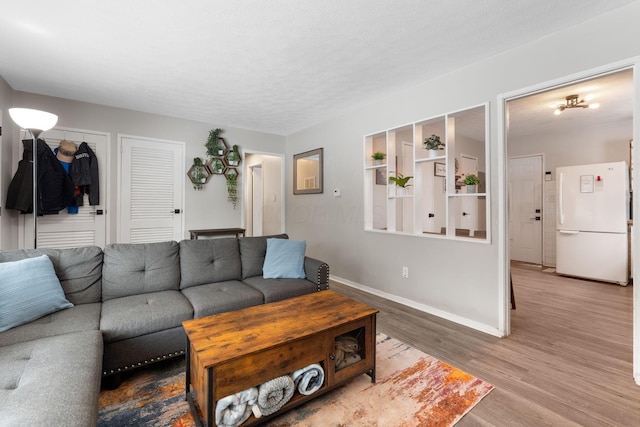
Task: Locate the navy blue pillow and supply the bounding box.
[263,239,306,279]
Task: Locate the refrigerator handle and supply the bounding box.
[558,230,579,235]
[558,172,564,225]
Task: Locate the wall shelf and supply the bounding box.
[363,103,490,242]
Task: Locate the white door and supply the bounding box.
[251,164,263,236]
[509,155,543,264]
[118,135,184,243]
[23,128,108,249]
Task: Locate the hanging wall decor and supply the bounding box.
[187,157,211,190]
[200,128,242,208]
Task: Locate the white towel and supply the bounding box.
[291,363,325,395]
[215,387,258,427]
[257,375,295,416]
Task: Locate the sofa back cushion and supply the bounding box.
[238,234,288,279]
[0,246,103,304]
[102,241,180,301]
[179,238,242,289]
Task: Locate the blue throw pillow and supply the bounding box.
[263,239,306,279]
[0,255,73,332]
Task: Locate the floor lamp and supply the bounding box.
[8,108,58,249]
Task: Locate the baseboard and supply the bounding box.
[330,275,504,338]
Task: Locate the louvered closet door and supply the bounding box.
[28,128,108,249]
[118,136,184,243]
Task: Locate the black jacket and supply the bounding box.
[70,142,100,206]
[6,139,74,215]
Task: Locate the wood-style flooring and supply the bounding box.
[330,262,640,426]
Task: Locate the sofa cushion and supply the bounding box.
[0,246,103,305]
[181,280,264,318]
[102,241,180,301]
[100,290,193,342]
[179,238,242,289]
[242,276,319,303]
[238,234,288,279]
[0,330,103,427]
[0,255,73,332]
[0,303,101,347]
[263,238,306,279]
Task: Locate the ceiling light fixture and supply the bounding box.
[552,94,600,115]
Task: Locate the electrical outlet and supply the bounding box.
[402,266,409,278]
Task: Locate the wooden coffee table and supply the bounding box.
[182,290,378,427]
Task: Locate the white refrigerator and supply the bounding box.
[556,161,629,285]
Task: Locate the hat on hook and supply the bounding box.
[56,140,77,163]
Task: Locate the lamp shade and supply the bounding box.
[9,108,58,132]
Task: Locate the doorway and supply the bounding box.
[502,64,636,379]
[244,152,284,237]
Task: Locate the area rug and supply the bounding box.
[98,333,493,427]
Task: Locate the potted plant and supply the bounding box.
[371,152,386,165]
[190,157,207,190]
[464,174,480,193]
[423,134,445,157]
[226,173,239,209]
[210,159,224,174]
[205,128,225,157]
[389,172,413,196]
[227,144,241,166]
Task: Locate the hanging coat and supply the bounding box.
[70,142,99,206]
[6,139,74,215]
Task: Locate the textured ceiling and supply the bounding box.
[0,0,636,135]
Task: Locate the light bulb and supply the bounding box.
[588,103,600,109]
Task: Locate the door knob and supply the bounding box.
[462,212,469,216]
[428,213,435,218]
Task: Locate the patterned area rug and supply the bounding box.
[98,333,493,427]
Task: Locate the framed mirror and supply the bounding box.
[293,148,323,194]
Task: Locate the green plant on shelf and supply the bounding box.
[463,174,480,185]
[205,128,225,157]
[388,172,413,188]
[371,152,386,161]
[191,157,207,190]
[228,144,241,165]
[423,134,445,150]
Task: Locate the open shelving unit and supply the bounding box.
[364,103,490,242]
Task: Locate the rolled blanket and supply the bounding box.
[291,363,325,395]
[215,387,258,427]
[256,375,295,416]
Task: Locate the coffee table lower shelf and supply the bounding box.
[182,291,378,427]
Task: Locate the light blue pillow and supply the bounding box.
[263,239,306,279]
[0,255,73,332]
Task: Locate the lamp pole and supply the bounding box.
[9,108,58,249]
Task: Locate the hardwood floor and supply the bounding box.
[330,262,640,426]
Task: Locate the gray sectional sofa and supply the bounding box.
[0,235,329,427]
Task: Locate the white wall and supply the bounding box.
[509,118,631,179]
[3,91,285,246]
[284,2,640,334]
